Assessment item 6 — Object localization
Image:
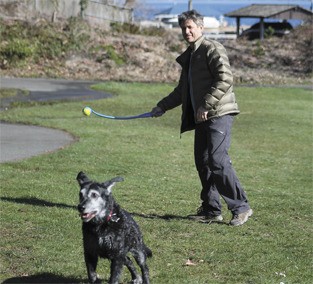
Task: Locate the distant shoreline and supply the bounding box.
[135,1,312,27]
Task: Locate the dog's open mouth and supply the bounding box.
[80,212,97,222]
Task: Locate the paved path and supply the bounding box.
[0,77,110,163]
[0,123,75,163]
[0,77,110,108]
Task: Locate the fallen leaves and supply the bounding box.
[184,258,204,266]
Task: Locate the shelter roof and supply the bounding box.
[225,4,313,20]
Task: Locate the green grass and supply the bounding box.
[0,82,312,283]
[0,88,28,99]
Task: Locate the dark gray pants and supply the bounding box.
[194,115,250,216]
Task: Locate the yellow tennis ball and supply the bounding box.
[83,107,92,116]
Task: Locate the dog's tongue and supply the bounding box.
[81,212,96,221]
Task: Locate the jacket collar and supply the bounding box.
[176,35,205,66]
[191,35,205,53]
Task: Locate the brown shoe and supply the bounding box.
[229,209,253,226]
[188,206,223,222]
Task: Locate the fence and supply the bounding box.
[0,0,133,27]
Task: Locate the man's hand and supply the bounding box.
[196,106,209,122]
[151,106,165,117]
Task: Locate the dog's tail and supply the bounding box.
[145,245,152,258]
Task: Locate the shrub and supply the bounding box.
[110,22,166,37]
[265,26,275,38]
[103,45,125,65]
[110,22,140,34]
[0,38,34,62]
[252,41,265,57]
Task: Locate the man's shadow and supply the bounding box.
[131,212,189,221]
[2,273,84,283]
[0,196,189,220]
[1,196,226,224]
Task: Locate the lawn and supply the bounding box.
[0,82,312,283]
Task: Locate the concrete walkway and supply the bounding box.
[0,77,110,108]
[0,123,75,163]
[0,77,109,163]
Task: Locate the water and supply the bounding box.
[135,0,312,27]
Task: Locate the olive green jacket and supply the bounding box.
[157,36,240,133]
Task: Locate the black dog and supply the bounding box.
[76,172,152,284]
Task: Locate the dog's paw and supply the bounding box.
[131,276,142,284]
[93,277,102,284]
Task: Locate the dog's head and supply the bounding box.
[76,171,123,223]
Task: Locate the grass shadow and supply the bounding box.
[131,212,228,225]
[131,212,189,221]
[2,273,84,283]
[0,197,76,210]
[1,197,227,225]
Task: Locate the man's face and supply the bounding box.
[180,19,203,44]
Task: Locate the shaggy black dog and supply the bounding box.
[76,172,152,284]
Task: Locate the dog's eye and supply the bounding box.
[91,192,98,198]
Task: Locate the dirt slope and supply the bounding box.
[0,18,312,85]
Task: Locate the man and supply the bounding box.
[151,10,252,226]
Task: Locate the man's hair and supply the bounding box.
[178,10,204,27]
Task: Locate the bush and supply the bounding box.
[63,17,92,51]
[0,17,93,66]
[103,45,125,65]
[252,41,265,57]
[265,26,275,38]
[110,22,140,34]
[0,38,34,62]
[110,22,166,37]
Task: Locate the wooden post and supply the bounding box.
[260,17,264,40]
[236,17,240,37]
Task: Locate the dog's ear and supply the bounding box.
[76,171,90,186]
[110,176,124,184]
[103,177,124,194]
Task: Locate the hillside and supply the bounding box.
[0,18,312,85]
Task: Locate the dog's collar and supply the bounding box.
[94,210,120,225]
[107,210,113,222]
[106,210,120,223]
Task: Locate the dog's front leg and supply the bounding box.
[85,253,100,284]
[109,258,124,284]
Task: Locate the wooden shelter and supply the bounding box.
[225,4,313,40]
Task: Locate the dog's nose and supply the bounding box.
[78,203,85,212]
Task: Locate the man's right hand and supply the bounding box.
[151,106,165,117]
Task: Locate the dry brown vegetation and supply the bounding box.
[0,17,312,85]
